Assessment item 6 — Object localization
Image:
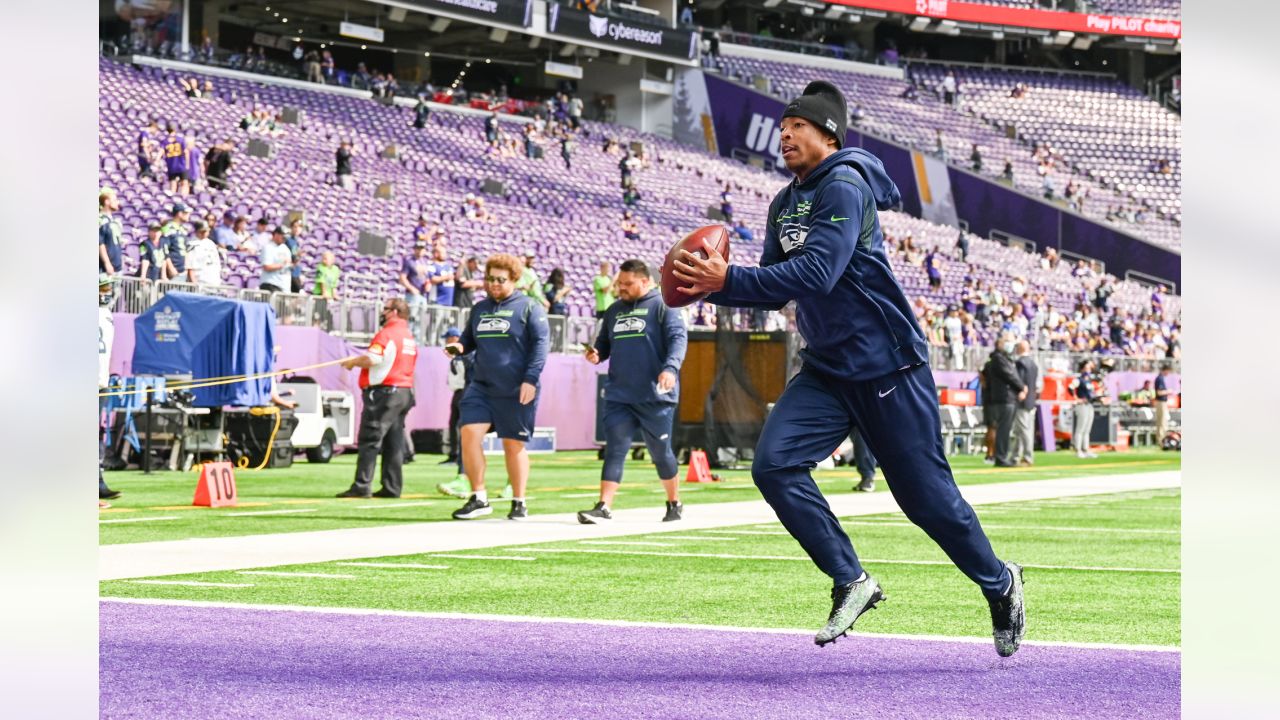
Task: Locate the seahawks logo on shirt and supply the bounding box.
[779,222,809,254]
[613,316,647,335]
[476,317,511,334]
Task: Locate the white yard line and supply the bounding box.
[237,571,357,579]
[223,509,319,517]
[351,501,439,510]
[579,540,674,547]
[510,548,1180,573]
[845,521,1180,535]
[656,535,739,542]
[335,562,450,570]
[98,597,1180,654]
[125,580,254,588]
[100,471,1180,581]
[425,554,538,561]
[703,529,792,536]
[100,516,180,524]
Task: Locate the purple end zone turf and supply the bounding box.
[100,602,1179,719]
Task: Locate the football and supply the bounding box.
[659,224,732,308]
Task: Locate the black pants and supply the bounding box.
[446,389,463,461]
[351,386,415,495]
[988,403,1016,465]
[851,428,877,481]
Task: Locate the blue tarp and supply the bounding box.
[132,293,276,407]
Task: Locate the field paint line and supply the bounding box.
[148,506,206,511]
[335,562,450,570]
[237,571,358,579]
[98,597,1181,654]
[124,576,254,584]
[223,509,319,517]
[512,548,1180,573]
[100,516,181,524]
[562,493,603,498]
[99,508,137,514]
[425,554,538,561]
[100,470,1180,580]
[278,500,326,505]
[351,501,439,510]
[703,529,792,536]
[579,540,674,547]
[657,535,739,542]
[845,521,1180,535]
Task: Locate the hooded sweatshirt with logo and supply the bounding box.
[594,287,688,405]
[460,291,549,397]
[707,147,928,381]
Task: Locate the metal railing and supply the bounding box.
[927,343,1179,376]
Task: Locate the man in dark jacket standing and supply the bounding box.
[985,333,1028,468]
[581,259,688,523]
[673,81,1025,657]
[1010,340,1039,466]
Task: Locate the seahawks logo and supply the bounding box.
[779,222,809,254]
[613,316,647,334]
[476,317,511,333]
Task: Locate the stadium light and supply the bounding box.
[1054,31,1074,46]
[909,17,931,31]
[763,0,783,7]
[823,6,843,19]
[991,30,1004,40]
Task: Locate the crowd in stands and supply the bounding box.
[98,54,1179,362]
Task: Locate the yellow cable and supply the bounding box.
[236,406,282,471]
[98,357,351,398]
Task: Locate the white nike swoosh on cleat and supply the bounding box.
[878,386,897,398]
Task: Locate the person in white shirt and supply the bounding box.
[185,222,223,286]
[259,226,293,293]
[941,71,958,105]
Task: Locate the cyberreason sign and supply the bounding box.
[547,3,698,60]
[392,0,533,28]
[826,0,1181,40]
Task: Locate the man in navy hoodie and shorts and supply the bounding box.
[673,81,1025,657]
[581,259,689,523]
[445,253,549,521]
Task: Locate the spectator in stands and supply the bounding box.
[523,124,541,159]
[544,268,571,317]
[925,247,942,290]
[941,70,958,106]
[730,220,755,243]
[517,250,551,310]
[211,212,238,252]
[560,135,574,170]
[304,49,322,83]
[934,129,947,162]
[568,94,584,130]
[185,222,222,286]
[970,144,983,173]
[161,203,190,281]
[455,256,484,309]
[999,159,1014,184]
[335,140,354,189]
[900,81,918,102]
[430,244,456,307]
[849,103,867,125]
[623,183,641,208]
[484,111,499,146]
[258,227,293,294]
[593,261,615,318]
[286,219,307,293]
[943,306,964,370]
[621,210,640,243]
[619,150,639,188]
[137,224,167,281]
[137,117,159,180]
[162,123,191,195]
[321,50,335,82]
[955,229,970,262]
[312,250,340,330]
[679,3,694,27]
[413,96,431,129]
[178,77,211,99]
[1010,340,1038,466]
[720,184,734,224]
[99,188,123,276]
[203,139,233,191]
[400,241,432,329]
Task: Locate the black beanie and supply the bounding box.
[781,81,847,149]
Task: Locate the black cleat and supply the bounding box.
[662,501,683,522]
[854,477,875,492]
[988,562,1026,657]
[815,575,885,646]
[507,500,528,521]
[335,488,371,498]
[577,502,612,524]
[372,488,400,498]
[451,494,492,520]
[100,489,122,500]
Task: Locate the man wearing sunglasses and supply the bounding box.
[444,254,549,521]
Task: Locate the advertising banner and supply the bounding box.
[547,4,698,60]
[827,0,1181,40]
[911,151,959,227]
[394,0,534,28]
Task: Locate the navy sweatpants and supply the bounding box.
[753,362,1010,598]
[602,401,679,482]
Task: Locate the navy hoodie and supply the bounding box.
[460,291,549,397]
[595,288,688,405]
[707,148,929,381]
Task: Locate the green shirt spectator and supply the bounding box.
[517,251,549,308]
[593,261,614,316]
[313,251,341,297]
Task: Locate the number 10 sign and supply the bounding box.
[193,461,238,507]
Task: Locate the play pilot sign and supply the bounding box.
[548,3,697,61]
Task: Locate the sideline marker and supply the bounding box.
[193,461,238,507]
[685,450,715,483]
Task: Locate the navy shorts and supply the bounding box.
[459,387,538,442]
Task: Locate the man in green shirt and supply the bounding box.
[593,261,615,318]
[312,250,340,331]
[516,249,550,310]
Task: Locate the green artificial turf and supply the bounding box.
[99,448,1180,545]
[100,488,1181,647]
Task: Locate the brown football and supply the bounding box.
[659,225,732,308]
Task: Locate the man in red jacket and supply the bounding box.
[336,298,418,498]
